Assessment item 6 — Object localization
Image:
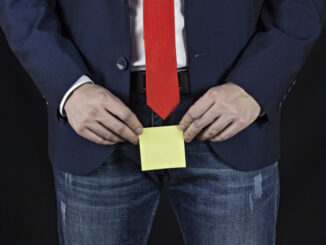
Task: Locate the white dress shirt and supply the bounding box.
[59,0,187,117]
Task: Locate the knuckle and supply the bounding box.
[114,124,125,134]
[98,139,105,145]
[218,99,228,109]
[120,109,131,121]
[85,106,98,117]
[80,115,88,123]
[238,117,247,126]
[184,132,190,139]
[94,138,102,144]
[233,110,240,117]
[104,132,112,140]
[187,109,198,120]
[80,115,90,125]
[98,138,109,145]
[97,91,108,102]
[208,87,218,98]
[222,133,232,140]
[132,138,138,144]
[76,125,85,134]
[218,135,226,141]
[105,140,115,145]
[193,120,202,129]
[207,130,217,137]
[229,106,239,116]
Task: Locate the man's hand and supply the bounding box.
[63,83,143,145]
[179,82,261,142]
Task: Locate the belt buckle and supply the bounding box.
[136,70,189,94]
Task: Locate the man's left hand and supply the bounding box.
[179,82,261,142]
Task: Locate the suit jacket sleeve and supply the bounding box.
[0,0,92,112]
[225,0,326,119]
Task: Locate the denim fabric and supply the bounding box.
[52,89,280,245]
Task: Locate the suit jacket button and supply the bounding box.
[116,57,128,70]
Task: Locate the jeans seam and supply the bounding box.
[273,163,280,245]
[53,170,65,245]
[143,194,161,245]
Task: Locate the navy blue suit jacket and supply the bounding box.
[1,0,325,175]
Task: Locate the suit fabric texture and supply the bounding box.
[0,0,325,175]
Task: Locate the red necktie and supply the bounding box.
[143,0,180,120]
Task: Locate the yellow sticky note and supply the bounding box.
[138,125,186,171]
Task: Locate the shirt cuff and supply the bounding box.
[59,75,94,117]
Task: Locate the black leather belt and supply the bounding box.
[130,68,191,94]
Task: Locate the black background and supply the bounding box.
[1,23,325,245]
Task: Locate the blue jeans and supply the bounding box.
[52,89,280,245]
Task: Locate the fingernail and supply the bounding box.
[136,127,143,134]
[179,124,185,130]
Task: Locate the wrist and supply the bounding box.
[225,81,264,117]
[63,82,93,114]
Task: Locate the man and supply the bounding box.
[1,0,325,244]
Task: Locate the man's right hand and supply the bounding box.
[63,82,143,145]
